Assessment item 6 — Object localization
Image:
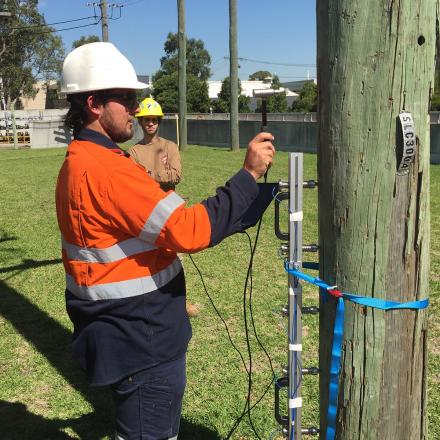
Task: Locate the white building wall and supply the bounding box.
[208,80,298,100]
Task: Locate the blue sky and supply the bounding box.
[38,0,317,82]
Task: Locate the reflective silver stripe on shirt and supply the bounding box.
[139,192,184,243]
[66,257,183,301]
[115,432,176,440]
[62,236,157,263]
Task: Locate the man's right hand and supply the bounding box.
[243,132,275,180]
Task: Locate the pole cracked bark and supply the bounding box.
[317,1,437,438]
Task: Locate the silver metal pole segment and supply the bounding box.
[288,153,303,439]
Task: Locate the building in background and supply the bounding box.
[208,79,299,111]
[281,79,317,93]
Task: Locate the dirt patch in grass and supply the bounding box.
[429,337,440,356]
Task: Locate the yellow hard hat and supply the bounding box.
[136,97,164,118]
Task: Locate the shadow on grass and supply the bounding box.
[0,230,17,244]
[0,258,62,273]
[0,259,221,439]
[0,399,117,440]
[0,276,113,438]
[0,236,17,244]
[180,418,221,439]
[0,400,222,440]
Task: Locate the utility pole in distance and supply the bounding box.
[99,0,109,42]
[177,0,187,151]
[317,2,436,439]
[229,0,239,151]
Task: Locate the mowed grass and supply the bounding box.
[0,145,438,440]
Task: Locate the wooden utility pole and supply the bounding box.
[99,0,109,42]
[177,0,187,151]
[317,1,437,439]
[229,0,239,151]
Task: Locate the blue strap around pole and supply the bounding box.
[343,293,429,310]
[284,262,429,440]
[326,296,344,440]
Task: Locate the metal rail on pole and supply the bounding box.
[274,152,319,439]
[288,153,303,439]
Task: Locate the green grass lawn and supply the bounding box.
[0,145,438,439]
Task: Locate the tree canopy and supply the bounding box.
[152,32,211,113]
[0,0,65,107]
[212,76,250,113]
[248,70,272,81]
[72,35,100,49]
[153,71,210,113]
[291,81,317,112]
[153,32,211,82]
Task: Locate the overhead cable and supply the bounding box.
[225,56,316,67]
[23,21,101,35]
[7,16,98,31]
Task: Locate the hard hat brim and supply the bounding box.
[62,81,148,95]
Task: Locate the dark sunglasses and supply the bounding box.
[142,117,159,124]
[98,92,138,110]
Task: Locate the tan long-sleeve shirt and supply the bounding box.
[128,137,182,191]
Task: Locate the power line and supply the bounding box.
[23,21,101,35]
[116,0,148,6]
[225,56,316,67]
[7,16,98,31]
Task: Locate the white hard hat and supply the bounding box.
[61,42,147,94]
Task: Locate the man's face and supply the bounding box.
[140,116,160,137]
[98,89,139,143]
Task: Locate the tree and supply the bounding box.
[0,0,65,107]
[212,76,250,113]
[317,1,434,439]
[152,71,209,113]
[154,32,211,82]
[291,81,317,112]
[248,70,272,81]
[152,31,211,114]
[72,35,100,49]
[255,75,288,113]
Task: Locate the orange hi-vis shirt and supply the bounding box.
[55,128,260,385]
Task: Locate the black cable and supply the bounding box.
[117,0,148,6]
[243,230,277,432]
[224,56,316,68]
[189,174,277,440]
[242,238,259,438]
[225,174,276,440]
[188,254,249,375]
[19,21,101,35]
[244,230,276,377]
[8,16,97,31]
[190,234,274,440]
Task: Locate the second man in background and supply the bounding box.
[128,98,181,192]
[128,97,200,316]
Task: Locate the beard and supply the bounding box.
[109,124,134,143]
[101,111,134,143]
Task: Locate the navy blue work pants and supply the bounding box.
[112,356,186,440]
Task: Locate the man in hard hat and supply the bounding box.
[128,97,181,192]
[56,42,275,440]
[129,97,201,317]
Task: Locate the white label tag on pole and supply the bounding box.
[397,111,416,175]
